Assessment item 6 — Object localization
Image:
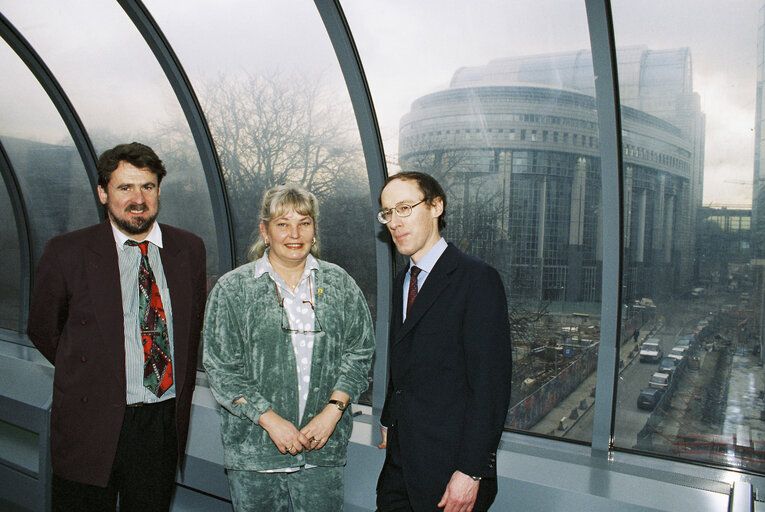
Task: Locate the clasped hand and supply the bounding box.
[259,407,341,454]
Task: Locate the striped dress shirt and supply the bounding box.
[110,222,176,405]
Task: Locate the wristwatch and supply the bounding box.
[329,399,348,412]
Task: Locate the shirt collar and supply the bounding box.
[254,251,319,281]
[409,237,447,275]
[112,221,163,251]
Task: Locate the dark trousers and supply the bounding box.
[377,426,415,512]
[376,427,496,512]
[52,398,178,512]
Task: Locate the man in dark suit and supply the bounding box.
[376,172,512,512]
[27,142,207,511]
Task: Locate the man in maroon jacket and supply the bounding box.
[27,142,207,511]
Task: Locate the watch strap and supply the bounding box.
[329,399,347,411]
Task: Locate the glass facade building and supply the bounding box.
[398,47,703,303]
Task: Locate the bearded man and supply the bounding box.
[27,142,207,512]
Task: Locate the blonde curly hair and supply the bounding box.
[247,183,320,261]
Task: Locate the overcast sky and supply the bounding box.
[342,0,761,207]
[0,0,760,206]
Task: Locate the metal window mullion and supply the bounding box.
[0,140,33,335]
[314,0,393,415]
[0,12,102,219]
[585,0,624,457]
[117,0,235,276]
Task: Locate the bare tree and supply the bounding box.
[199,71,366,263]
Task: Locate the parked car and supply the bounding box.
[658,357,678,375]
[640,340,663,362]
[667,346,688,362]
[649,372,671,390]
[675,338,692,348]
[637,387,665,410]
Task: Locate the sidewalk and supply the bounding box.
[529,321,658,436]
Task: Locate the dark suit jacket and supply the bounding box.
[27,220,207,487]
[380,243,512,510]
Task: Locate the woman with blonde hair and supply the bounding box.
[203,184,374,511]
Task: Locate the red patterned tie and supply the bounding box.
[126,240,173,397]
[407,266,422,313]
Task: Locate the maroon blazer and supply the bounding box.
[27,220,207,487]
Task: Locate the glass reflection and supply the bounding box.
[143,0,377,402]
[0,0,219,278]
[612,0,763,473]
[0,39,98,274]
[342,0,600,441]
[0,166,21,331]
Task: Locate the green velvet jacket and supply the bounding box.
[202,258,374,470]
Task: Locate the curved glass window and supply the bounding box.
[343,0,599,440]
[0,39,98,273]
[0,1,219,276]
[612,1,761,473]
[0,160,22,332]
[144,0,377,403]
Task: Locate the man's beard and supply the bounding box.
[108,202,160,235]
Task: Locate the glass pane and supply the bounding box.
[612,1,762,472]
[343,0,600,441]
[0,0,219,276]
[0,166,22,332]
[0,38,98,279]
[144,0,377,403]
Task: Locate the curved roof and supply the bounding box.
[450,46,693,117]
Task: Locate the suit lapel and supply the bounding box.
[85,221,126,389]
[393,244,458,345]
[391,269,405,339]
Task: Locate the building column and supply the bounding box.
[652,174,666,261]
[636,189,647,263]
[664,195,675,263]
[500,150,512,232]
[566,158,587,301]
[569,158,586,245]
[537,176,547,299]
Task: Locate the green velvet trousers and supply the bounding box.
[227,465,344,512]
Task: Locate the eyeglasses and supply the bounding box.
[273,276,323,334]
[377,200,425,224]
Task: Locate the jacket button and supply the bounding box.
[81,396,88,403]
[81,356,87,363]
[80,319,87,325]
